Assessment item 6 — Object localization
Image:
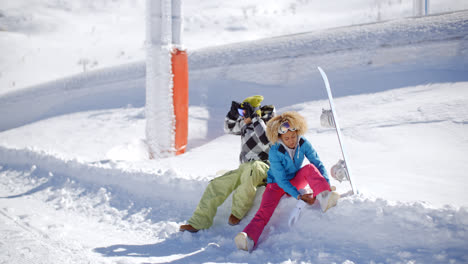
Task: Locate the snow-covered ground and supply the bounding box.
[1,0,468,263]
[1,81,468,263]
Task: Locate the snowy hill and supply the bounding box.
[2,0,466,94]
[1,10,467,132]
[1,2,468,264]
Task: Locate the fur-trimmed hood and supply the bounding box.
[266,111,308,144]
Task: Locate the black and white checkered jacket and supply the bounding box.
[224,107,274,164]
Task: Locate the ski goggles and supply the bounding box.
[278,121,297,134]
[238,108,245,117]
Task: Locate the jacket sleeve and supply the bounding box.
[269,149,301,199]
[251,116,269,145]
[224,116,243,135]
[302,138,330,183]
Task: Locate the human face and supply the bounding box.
[280,130,298,149]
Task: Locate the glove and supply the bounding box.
[300,193,316,205]
[228,101,241,120]
[242,102,257,118]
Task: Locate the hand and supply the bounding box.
[228,101,241,119]
[242,102,256,118]
[300,193,316,205]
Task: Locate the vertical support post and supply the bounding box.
[172,49,188,155]
[146,0,174,159]
[413,0,429,16]
[146,0,188,158]
[171,0,188,155]
[413,0,423,16]
[172,0,183,47]
[425,0,430,15]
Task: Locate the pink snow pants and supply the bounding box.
[242,164,331,246]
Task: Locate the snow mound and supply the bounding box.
[1,162,467,263]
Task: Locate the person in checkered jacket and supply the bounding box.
[180,95,275,233]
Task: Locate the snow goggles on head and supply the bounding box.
[278,121,297,134]
[238,108,245,117]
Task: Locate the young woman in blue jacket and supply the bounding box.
[235,111,340,252]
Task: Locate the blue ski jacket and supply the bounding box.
[267,136,329,199]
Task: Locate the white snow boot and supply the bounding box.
[317,190,340,212]
[235,232,254,252]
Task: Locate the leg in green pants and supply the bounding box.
[188,161,269,230]
[231,161,269,220]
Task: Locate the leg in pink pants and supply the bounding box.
[293,164,331,196]
[242,164,330,246]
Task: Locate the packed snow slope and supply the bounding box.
[1,11,467,132]
[1,9,468,264]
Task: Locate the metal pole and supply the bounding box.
[146,0,175,158]
[172,0,182,48]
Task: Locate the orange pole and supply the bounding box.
[171,48,189,155]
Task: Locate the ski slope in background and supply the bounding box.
[1,11,467,132]
[1,2,468,264]
[1,0,467,94]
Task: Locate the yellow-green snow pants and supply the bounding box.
[188,160,269,230]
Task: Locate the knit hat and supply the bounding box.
[242,95,263,116]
